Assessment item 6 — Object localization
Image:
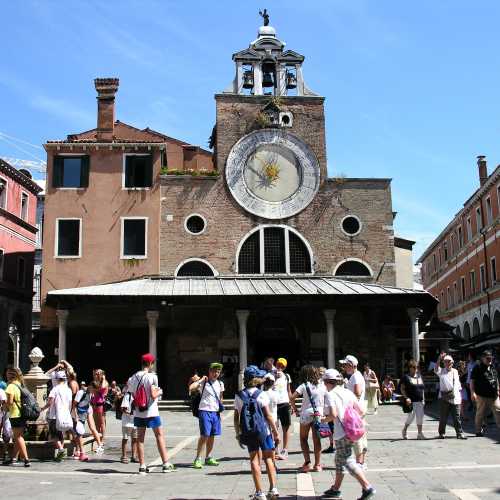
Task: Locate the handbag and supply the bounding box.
[305,383,332,439]
[401,398,413,413]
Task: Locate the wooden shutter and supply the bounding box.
[52,156,63,187]
[80,156,90,188]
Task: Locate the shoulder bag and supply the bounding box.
[305,383,332,439]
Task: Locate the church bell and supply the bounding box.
[286,71,297,89]
[242,70,254,89]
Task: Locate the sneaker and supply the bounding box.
[193,458,203,469]
[95,445,104,455]
[438,434,445,439]
[252,493,267,500]
[280,449,288,460]
[205,457,219,466]
[475,431,484,437]
[323,487,343,498]
[357,486,376,499]
[323,445,335,453]
[54,449,66,462]
[138,465,148,475]
[24,460,31,468]
[417,433,426,440]
[457,434,467,440]
[402,427,408,440]
[267,487,279,499]
[162,462,175,473]
[79,453,89,462]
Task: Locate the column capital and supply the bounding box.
[146,310,160,323]
[236,309,251,325]
[407,308,423,321]
[323,309,336,322]
[56,309,69,323]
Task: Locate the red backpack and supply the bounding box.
[134,374,149,412]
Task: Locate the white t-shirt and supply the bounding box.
[435,366,461,405]
[48,383,73,420]
[0,388,6,403]
[198,379,225,412]
[264,389,279,422]
[274,371,291,404]
[347,370,366,401]
[127,371,160,418]
[296,382,326,418]
[324,386,358,440]
[234,388,271,436]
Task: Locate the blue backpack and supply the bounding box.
[238,389,269,445]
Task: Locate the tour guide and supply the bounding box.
[190,362,225,469]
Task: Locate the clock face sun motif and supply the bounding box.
[226,129,320,219]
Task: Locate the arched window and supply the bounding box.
[472,318,480,337]
[176,259,216,277]
[237,226,312,275]
[455,325,461,338]
[482,314,491,334]
[463,322,471,341]
[493,310,500,332]
[334,260,372,277]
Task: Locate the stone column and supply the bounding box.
[253,63,263,96]
[56,309,69,361]
[323,309,336,368]
[236,310,250,390]
[146,311,160,361]
[236,61,243,93]
[408,308,422,362]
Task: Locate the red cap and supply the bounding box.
[141,353,155,364]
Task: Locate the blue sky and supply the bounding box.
[1,1,500,261]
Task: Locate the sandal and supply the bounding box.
[299,461,311,473]
[312,464,323,472]
[120,456,129,464]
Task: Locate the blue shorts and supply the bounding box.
[247,434,275,453]
[134,416,162,429]
[198,410,221,436]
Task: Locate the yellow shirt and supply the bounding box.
[5,383,21,418]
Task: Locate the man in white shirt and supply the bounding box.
[342,354,368,468]
[127,353,174,474]
[189,362,225,469]
[322,369,376,499]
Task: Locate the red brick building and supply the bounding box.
[0,159,42,373]
[42,19,436,394]
[418,156,500,347]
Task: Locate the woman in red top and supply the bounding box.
[91,369,109,446]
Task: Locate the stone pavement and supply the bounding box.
[0,404,499,500]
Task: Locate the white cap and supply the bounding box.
[55,370,67,380]
[340,355,358,366]
[263,373,275,382]
[323,368,343,381]
[444,355,454,362]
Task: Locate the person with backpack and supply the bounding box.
[41,370,74,462]
[290,364,326,473]
[74,382,104,455]
[234,365,280,500]
[118,384,138,464]
[3,367,33,467]
[274,357,293,460]
[189,362,225,470]
[321,368,376,499]
[126,353,174,474]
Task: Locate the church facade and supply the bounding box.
[41,19,436,396]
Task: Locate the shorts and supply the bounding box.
[300,408,323,425]
[134,416,162,429]
[122,426,138,440]
[277,403,291,428]
[92,403,104,415]
[48,418,64,441]
[352,431,368,456]
[9,417,26,429]
[246,434,275,453]
[335,437,360,475]
[198,410,221,437]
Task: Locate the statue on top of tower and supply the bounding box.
[259,9,270,26]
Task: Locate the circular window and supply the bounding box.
[185,214,206,235]
[341,215,361,236]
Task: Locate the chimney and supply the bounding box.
[94,78,119,142]
[477,155,488,186]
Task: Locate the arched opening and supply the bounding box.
[482,314,491,334]
[463,322,471,341]
[237,226,312,274]
[455,325,461,338]
[176,260,216,277]
[493,310,500,332]
[472,318,480,337]
[334,260,372,277]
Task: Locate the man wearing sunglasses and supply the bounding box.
[470,350,500,437]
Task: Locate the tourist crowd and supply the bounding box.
[0,349,499,500]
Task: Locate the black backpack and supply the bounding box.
[16,384,41,421]
[191,381,206,418]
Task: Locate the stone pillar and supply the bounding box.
[236,61,243,93]
[408,308,422,362]
[146,311,159,361]
[253,63,263,96]
[56,309,69,361]
[236,310,250,390]
[24,347,50,408]
[323,309,336,368]
[296,65,305,96]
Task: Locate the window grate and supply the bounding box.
[264,227,285,273]
[238,231,260,273]
[289,232,311,273]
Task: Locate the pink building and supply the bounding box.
[0,158,42,372]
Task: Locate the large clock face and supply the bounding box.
[226,129,320,219]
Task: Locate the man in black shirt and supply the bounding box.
[470,350,500,436]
